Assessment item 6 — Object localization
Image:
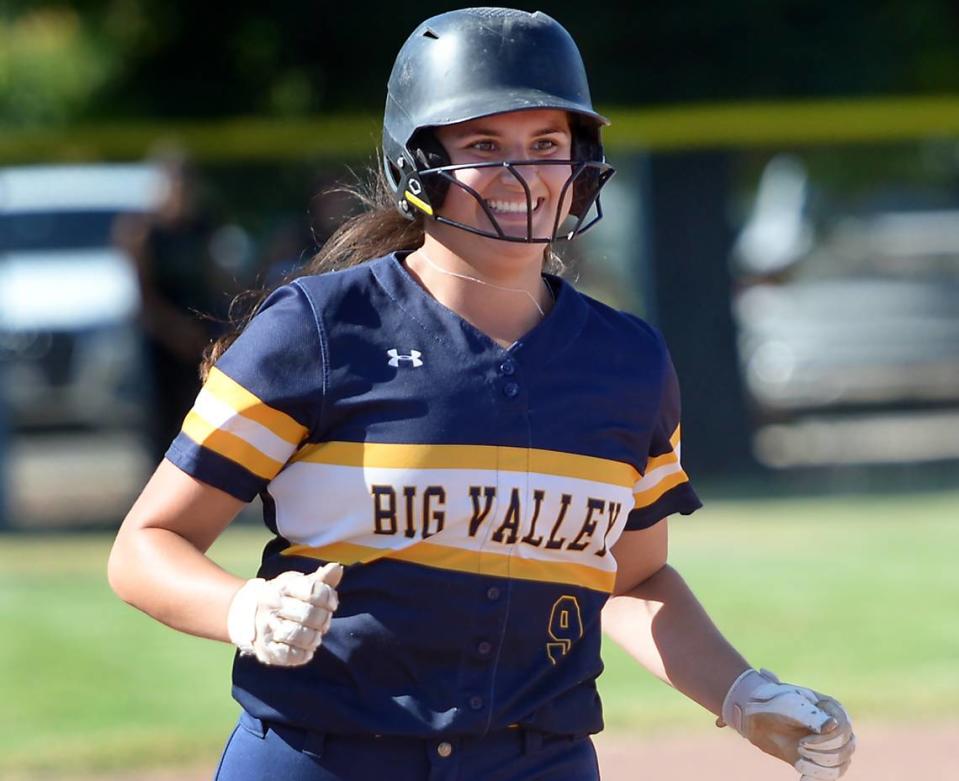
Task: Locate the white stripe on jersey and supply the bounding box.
[193,387,299,465]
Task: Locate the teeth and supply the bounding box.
[486,198,541,214]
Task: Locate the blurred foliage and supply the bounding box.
[1,1,959,129]
[0,5,118,127]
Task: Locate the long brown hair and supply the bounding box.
[200,163,565,380]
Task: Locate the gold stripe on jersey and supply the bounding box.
[204,367,307,445]
[644,449,679,473]
[632,424,687,508]
[181,409,284,479]
[642,424,682,471]
[282,541,616,593]
[291,441,639,488]
[633,468,690,509]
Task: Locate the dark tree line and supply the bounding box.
[3,0,959,124]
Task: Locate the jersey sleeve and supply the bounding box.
[164,282,325,502]
[625,344,703,530]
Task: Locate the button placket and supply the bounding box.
[458,355,523,730]
[460,581,508,729]
[497,356,521,399]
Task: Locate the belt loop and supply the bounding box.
[523,729,543,754]
[302,731,326,760]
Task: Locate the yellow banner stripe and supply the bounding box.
[205,367,307,445]
[633,469,690,509]
[282,541,615,593]
[670,424,681,449]
[9,99,959,166]
[291,441,639,488]
[182,409,284,480]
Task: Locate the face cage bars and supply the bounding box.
[405,159,615,243]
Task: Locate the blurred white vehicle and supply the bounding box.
[732,155,959,468]
[0,164,168,428]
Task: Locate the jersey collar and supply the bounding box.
[370,252,589,365]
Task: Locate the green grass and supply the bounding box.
[0,529,266,778]
[2,491,958,776]
[599,490,959,731]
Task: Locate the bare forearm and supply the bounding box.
[602,564,749,718]
[108,526,243,643]
[108,460,250,641]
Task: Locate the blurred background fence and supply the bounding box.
[3,1,959,529]
[4,97,959,528]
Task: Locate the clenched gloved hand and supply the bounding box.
[718,668,856,780]
[227,562,343,667]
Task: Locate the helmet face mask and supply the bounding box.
[410,155,614,243]
[383,8,615,244]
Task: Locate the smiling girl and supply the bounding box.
[108,8,855,781]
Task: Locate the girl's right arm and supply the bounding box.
[107,458,249,643]
[111,284,341,659]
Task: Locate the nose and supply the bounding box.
[497,160,538,191]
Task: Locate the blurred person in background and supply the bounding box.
[0,360,7,530]
[259,183,361,288]
[114,153,228,465]
[259,216,317,288]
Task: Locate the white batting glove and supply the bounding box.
[227,562,343,667]
[718,669,856,780]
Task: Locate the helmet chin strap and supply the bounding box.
[415,248,553,318]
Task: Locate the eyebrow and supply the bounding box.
[448,125,570,138]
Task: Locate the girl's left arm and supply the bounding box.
[601,519,749,718]
[603,520,856,779]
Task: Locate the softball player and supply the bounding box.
[108,8,856,780]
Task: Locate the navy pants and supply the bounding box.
[215,711,601,781]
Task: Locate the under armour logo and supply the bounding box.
[387,349,424,368]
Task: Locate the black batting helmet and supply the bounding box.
[382,7,614,243]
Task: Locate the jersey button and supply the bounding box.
[477,641,493,656]
[499,359,516,375]
[486,586,501,601]
[503,382,520,398]
[468,696,484,710]
[436,741,453,758]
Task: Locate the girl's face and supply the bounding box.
[431,109,574,242]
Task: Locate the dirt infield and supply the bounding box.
[53,722,957,780]
[595,722,958,780]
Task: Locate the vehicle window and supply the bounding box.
[0,211,123,252]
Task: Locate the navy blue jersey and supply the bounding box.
[166,252,701,738]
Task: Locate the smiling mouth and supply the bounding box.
[485,197,544,215]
